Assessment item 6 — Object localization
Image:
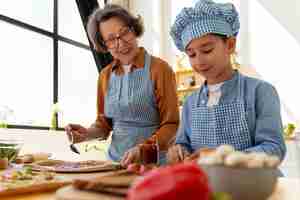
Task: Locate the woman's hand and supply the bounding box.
[65,124,88,143]
[120,146,141,167]
[167,145,190,164]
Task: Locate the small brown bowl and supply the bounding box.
[0,158,9,169]
[201,165,279,200]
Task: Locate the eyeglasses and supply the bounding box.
[103,27,134,49]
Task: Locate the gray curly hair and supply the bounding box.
[87,4,144,52]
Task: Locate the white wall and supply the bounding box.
[130,0,175,65]
[257,0,300,45]
[247,0,300,125]
[130,0,163,58]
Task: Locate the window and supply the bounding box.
[58,0,89,45]
[58,41,98,126]
[0,1,99,129]
[0,1,53,31]
[0,22,53,126]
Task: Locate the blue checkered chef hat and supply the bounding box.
[170,0,240,52]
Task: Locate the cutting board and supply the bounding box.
[73,170,139,188]
[0,166,72,197]
[0,180,71,197]
[56,170,139,200]
[56,186,124,200]
[28,160,122,173]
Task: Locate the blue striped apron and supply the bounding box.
[104,51,164,163]
[190,73,252,151]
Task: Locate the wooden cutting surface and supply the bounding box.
[56,186,124,200]
[0,181,70,197]
[0,170,126,200]
[28,159,122,173]
[0,177,298,200]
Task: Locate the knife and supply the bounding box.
[70,133,80,154]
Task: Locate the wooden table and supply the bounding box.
[1,129,300,199]
[1,177,299,200]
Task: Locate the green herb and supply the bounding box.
[23,166,33,174]
[0,122,7,128]
[283,123,296,138]
[212,192,233,200]
[0,145,20,161]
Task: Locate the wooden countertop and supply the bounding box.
[1,129,300,200]
[1,177,299,200]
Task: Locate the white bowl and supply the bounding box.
[201,165,278,200]
[0,139,23,162]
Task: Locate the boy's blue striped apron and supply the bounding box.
[190,73,252,151]
[104,51,164,163]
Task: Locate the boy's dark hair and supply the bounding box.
[214,34,230,42]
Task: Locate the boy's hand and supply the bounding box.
[167,145,190,164]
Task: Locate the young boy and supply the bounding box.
[167,0,286,163]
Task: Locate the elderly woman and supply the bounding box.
[65,4,179,166]
[167,0,286,164]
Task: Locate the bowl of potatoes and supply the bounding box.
[198,145,280,200]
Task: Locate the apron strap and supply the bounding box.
[144,51,152,76]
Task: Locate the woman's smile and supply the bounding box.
[118,47,131,55]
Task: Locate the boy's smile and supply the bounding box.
[185,34,236,84]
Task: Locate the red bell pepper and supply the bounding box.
[127,162,212,200]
